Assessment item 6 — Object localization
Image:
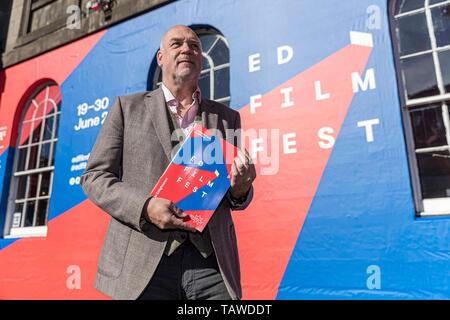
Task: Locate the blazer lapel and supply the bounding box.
[144,88,220,162]
[144,87,173,161]
[200,99,218,131]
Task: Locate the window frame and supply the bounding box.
[17,0,82,47]
[390,0,450,217]
[197,30,230,105]
[3,81,61,238]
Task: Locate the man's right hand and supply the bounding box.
[144,197,197,232]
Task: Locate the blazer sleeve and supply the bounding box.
[226,110,254,211]
[80,96,150,232]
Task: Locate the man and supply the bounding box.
[80,25,256,300]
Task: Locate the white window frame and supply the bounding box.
[3,82,60,238]
[199,33,230,104]
[392,0,450,216]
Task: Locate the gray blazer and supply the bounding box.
[80,87,253,300]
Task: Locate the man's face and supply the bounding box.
[157,26,202,83]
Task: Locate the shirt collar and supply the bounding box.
[161,83,202,107]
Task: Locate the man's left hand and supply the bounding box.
[229,148,256,199]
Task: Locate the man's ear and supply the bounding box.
[156,50,163,67]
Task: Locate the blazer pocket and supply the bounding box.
[97,220,132,278]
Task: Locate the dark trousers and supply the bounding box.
[137,240,232,300]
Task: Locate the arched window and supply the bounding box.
[151,27,231,106]
[391,0,450,215]
[5,82,61,237]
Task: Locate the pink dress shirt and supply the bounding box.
[161,83,202,137]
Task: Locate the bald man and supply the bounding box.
[80,25,256,300]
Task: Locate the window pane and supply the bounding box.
[43,115,54,141]
[209,39,229,66]
[396,13,431,56]
[202,55,210,70]
[395,0,424,14]
[214,67,230,100]
[401,53,439,99]
[439,49,450,92]
[24,201,36,227]
[36,199,48,226]
[31,120,42,143]
[16,176,27,200]
[416,151,450,198]
[27,174,39,199]
[432,4,450,47]
[410,105,447,148]
[28,145,38,170]
[200,34,218,53]
[20,122,31,145]
[54,110,60,134]
[40,172,51,197]
[16,148,28,172]
[199,72,211,99]
[14,202,23,213]
[49,142,56,166]
[39,143,51,168]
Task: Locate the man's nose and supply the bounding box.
[180,41,194,53]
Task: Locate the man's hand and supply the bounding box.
[230,148,256,199]
[144,197,196,232]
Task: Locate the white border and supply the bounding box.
[421,198,450,216]
[5,226,48,238]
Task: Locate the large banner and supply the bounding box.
[0,0,449,299]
